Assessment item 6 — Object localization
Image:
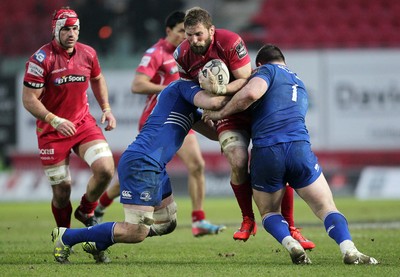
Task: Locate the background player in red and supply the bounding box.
[175,6,315,249]
[94,11,226,237]
[22,7,116,243]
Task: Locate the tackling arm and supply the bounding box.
[192,120,218,141]
[204,76,267,121]
[193,90,231,110]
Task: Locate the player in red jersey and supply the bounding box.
[175,6,315,249]
[94,11,226,237]
[22,7,115,255]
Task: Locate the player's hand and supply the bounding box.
[202,109,220,122]
[101,110,116,131]
[55,119,76,137]
[199,69,227,95]
[45,113,76,136]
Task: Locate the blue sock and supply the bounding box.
[63,222,116,250]
[324,212,352,244]
[262,213,290,243]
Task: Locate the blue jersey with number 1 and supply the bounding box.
[249,64,310,147]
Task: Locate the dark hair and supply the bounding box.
[165,11,185,29]
[255,44,285,65]
[184,7,213,29]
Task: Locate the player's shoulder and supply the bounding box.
[173,40,190,61]
[75,42,97,58]
[214,29,243,46]
[144,39,165,54]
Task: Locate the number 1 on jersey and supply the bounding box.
[291,84,298,102]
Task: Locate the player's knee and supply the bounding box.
[219,130,250,153]
[186,157,205,176]
[45,165,71,185]
[95,166,115,184]
[84,142,113,168]
[148,220,177,237]
[148,201,178,236]
[124,208,155,241]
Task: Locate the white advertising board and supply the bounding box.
[16,50,400,153]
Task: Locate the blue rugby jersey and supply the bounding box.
[126,80,203,166]
[249,64,310,147]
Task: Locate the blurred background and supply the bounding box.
[1,0,400,201]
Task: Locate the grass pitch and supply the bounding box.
[1,197,400,276]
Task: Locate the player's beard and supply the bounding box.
[190,37,212,55]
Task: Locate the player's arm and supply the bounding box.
[192,119,218,141]
[131,72,166,95]
[224,62,252,95]
[91,73,116,131]
[22,85,76,136]
[193,90,231,111]
[203,76,267,121]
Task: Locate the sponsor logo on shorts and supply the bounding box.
[39,148,54,155]
[140,191,152,201]
[54,75,86,85]
[121,190,132,199]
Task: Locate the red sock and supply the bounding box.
[230,181,254,219]
[51,201,72,228]
[78,193,98,215]
[281,185,295,227]
[99,191,114,208]
[192,210,205,222]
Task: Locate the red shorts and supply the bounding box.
[215,110,251,135]
[37,114,106,166]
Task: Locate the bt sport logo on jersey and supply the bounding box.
[54,75,86,85]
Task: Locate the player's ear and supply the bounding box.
[209,25,215,36]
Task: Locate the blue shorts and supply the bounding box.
[250,141,322,193]
[117,151,172,206]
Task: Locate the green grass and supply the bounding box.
[1,197,400,276]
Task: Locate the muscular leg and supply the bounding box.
[51,182,73,227]
[253,188,311,264]
[45,159,73,227]
[75,140,115,226]
[219,130,255,241]
[282,184,315,250]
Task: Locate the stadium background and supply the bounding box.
[1,0,400,201]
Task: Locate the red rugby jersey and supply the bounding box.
[23,40,101,134]
[136,38,180,130]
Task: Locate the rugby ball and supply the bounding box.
[201,59,230,85]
